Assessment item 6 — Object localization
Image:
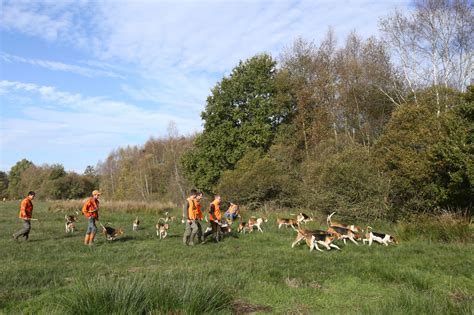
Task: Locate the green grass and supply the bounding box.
[0,201,472,314]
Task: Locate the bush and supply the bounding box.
[302,140,391,220]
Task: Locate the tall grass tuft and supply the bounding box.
[59,273,233,314]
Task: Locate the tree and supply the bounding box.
[380,0,473,113]
[182,54,293,192]
[0,171,8,198]
[8,159,33,199]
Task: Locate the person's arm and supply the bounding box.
[209,204,217,222]
[20,200,28,219]
[183,201,190,221]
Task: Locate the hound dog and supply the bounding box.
[327,225,361,245]
[296,212,313,224]
[292,228,340,252]
[132,216,140,231]
[363,226,398,246]
[327,212,362,234]
[100,223,124,241]
[248,217,267,233]
[156,222,169,239]
[65,215,78,233]
[276,218,299,230]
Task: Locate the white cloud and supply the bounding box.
[1,53,125,78]
[0,80,201,171]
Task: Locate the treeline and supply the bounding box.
[1,159,99,200]
[183,1,473,219]
[2,1,472,220]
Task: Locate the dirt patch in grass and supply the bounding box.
[232,299,273,314]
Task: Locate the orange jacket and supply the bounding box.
[82,197,99,219]
[187,197,198,220]
[19,197,33,219]
[195,200,203,220]
[209,199,221,221]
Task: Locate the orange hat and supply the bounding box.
[92,190,101,196]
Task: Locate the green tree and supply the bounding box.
[376,87,466,214]
[182,54,292,192]
[8,159,33,199]
[0,171,8,198]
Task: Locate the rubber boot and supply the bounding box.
[89,232,96,245]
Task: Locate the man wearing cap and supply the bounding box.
[182,189,199,246]
[13,191,36,241]
[82,190,100,245]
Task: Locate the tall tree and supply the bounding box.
[8,159,33,198]
[380,0,473,113]
[182,54,293,192]
[0,171,8,198]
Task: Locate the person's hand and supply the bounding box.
[187,219,192,224]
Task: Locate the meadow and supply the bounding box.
[0,201,472,314]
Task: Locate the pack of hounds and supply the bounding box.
[63,209,398,250]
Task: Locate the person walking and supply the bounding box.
[203,195,222,243]
[194,191,204,243]
[13,191,36,241]
[82,190,100,245]
[183,189,199,245]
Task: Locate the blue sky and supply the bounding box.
[0,0,411,173]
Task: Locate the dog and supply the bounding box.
[65,214,78,233]
[327,212,362,234]
[327,225,361,245]
[363,226,398,246]
[132,216,140,231]
[276,218,299,230]
[293,228,340,252]
[237,216,250,234]
[100,223,124,241]
[296,212,313,224]
[248,217,267,233]
[156,222,169,239]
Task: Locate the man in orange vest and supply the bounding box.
[194,191,204,243]
[183,189,199,245]
[13,191,35,241]
[203,194,222,243]
[82,190,100,245]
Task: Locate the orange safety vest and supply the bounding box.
[209,199,221,221]
[82,197,99,219]
[187,197,197,220]
[19,197,33,219]
[195,200,203,220]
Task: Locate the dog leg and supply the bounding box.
[278,223,282,229]
[329,243,341,250]
[349,236,359,246]
[314,243,324,252]
[319,241,331,251]
[369,238,373,246]
[343,238,347,245]
[257,225,263,233]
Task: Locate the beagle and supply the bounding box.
[363,226,398,246]
[327,225,361,245]
[101,224,124,241]
[327,212,362,234]
[293,228,340,252]
[248,217,267,233]
[156,222,169,239]
[65,215,78,233]
[132,216,140,231]
[296,212,313,224]
[276,218,299,229]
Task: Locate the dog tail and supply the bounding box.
[327,212,336,227]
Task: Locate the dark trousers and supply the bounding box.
[13,220,31,240]
[203,221,221,242]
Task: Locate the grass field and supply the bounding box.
[0,201,473,314]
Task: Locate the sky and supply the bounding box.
[0,0,412,173]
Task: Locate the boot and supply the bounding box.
[89,233,96,245]
[84,234,90,245]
